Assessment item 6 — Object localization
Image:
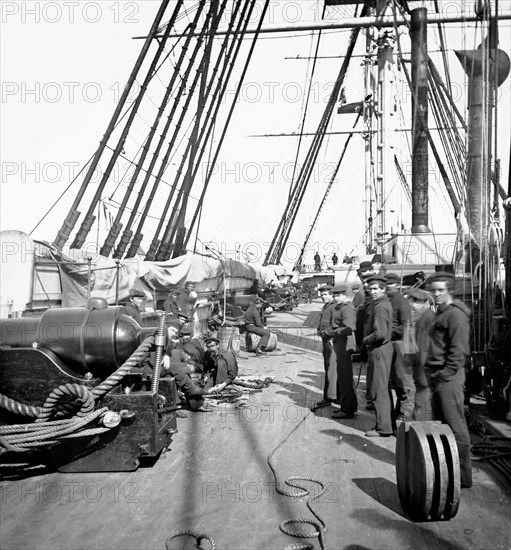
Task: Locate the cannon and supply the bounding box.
[0,298,178,473]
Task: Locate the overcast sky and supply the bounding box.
[1,0,510,269]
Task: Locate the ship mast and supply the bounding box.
[374,0,397,252]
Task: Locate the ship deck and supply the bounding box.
[1,301,510,550]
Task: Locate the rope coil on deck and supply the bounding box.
[165,530,215,550]
[267,410,328,550]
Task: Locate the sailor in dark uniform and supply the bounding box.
[244,297,271,355]
[385,272,414,424]
[163,290,182,317]
[362,275,394,437]
[425,271,472,488]
[330,285,358,419]
[203,336,238,393]
[311,285,339,411]
[123,288,146,325]
[314,252,321,271]
[351,283,364,309]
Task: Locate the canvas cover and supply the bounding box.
[40,244,283,307]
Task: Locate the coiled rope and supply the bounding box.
[267,410,328,550]
[35,383,95,423]
[0,408,109,454]
[0,335,155,454]
[165,530,215,550]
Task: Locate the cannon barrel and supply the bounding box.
[0,301,150,377]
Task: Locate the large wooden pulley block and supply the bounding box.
[395,421,461,521]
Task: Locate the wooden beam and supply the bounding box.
[133,12,511,39]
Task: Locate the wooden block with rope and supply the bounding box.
[395,421,461,521]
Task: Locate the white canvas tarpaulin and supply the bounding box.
[47,247,273,307]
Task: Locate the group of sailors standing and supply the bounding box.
[315,262,472,489]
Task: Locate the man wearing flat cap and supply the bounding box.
[385,273,414,425]
[330,285,358,419]
[123,288,147,325]
[244,297,271,355]
[425,271,472,488]
[312,285,339,411]
[362,275,394,437]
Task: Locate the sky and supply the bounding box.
[1,0,510,270]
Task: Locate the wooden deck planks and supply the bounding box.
[1,301,510,550]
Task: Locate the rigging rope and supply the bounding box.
[185,0,271,246]
[99,1,185,257]
[288,29,324,200]
[118,0,209,259]
[265,4,369,266]
[295,105,366,268]
[70,0,184,251]
[142,0,252,260]
[159,0,229,259]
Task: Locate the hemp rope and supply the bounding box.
[0,408,109,454]
[165,530,216,550]
[0,335,155,455]
[267,409,328,550]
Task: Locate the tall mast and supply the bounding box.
[410,8,431,234]
[374,0,396,251]
[455,17,510,252]
[363,8,375,254]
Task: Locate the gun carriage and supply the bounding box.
[0,299,178,473]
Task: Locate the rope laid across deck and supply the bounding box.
[267,409,328,550]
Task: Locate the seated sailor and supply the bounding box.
[132,346,211,412]
[202,336,238,393]
[244,296,272,355]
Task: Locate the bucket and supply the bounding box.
[218,326,241,354]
